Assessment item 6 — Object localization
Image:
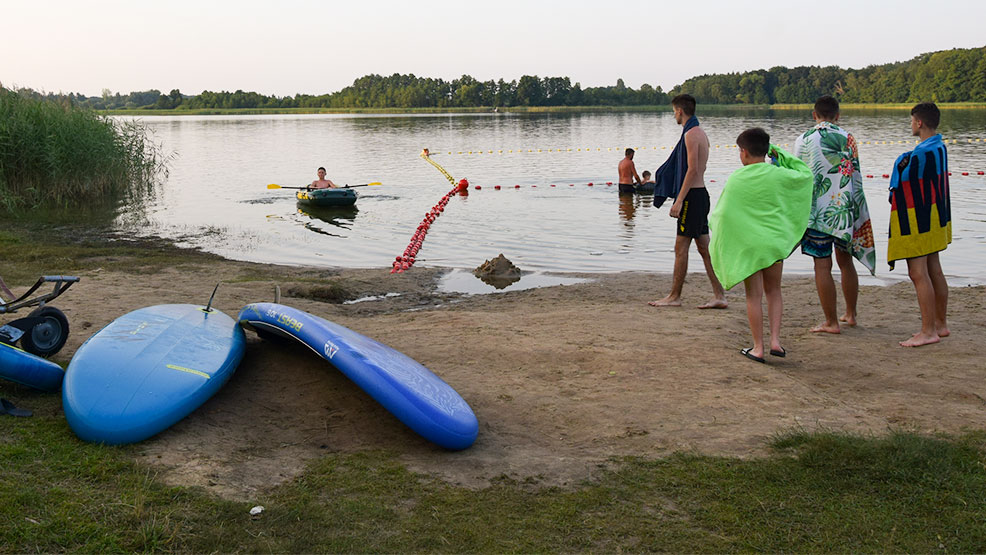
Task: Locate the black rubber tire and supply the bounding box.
[21,306,70,357]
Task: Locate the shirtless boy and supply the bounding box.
[618,148,641,195]
[649,94,727,309]
[310,167,337,189]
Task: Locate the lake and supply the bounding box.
[123,109,986,285]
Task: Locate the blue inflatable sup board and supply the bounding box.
[63,304,246,444]
[238,302,478,450]
[0,342,64,391]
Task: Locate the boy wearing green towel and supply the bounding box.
[708,128,813,363]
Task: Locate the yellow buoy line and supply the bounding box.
[433,138,983,156]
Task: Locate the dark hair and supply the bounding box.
[642,170,651,178]
[911,102,940,130]
[625,148,634,157]
[736,127,770,157]
[813,95,840,120]
[317,166,326,172]
[671,94,696,116]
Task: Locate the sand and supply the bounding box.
[14,260,986,500]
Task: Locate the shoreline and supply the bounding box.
[2,223,983,498]
[101,102,986,116]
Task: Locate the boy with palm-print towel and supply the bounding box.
[794,95,876,334]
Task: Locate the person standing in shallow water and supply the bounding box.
[618,148,641,195]
[649,94,727,309]
[794,95,876,334]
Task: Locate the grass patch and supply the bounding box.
[0,88,167,211]
[0,220,221,285]
[1,388,984,554]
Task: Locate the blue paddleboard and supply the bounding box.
[0,342,64,391]
[63,304,246,444]
[238,302,478,450]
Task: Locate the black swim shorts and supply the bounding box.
[676,187,710,238]
[618,183,635,195]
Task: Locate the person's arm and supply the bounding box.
[327,179,338,188]
[670,130,707,217]
[631,161,641,185]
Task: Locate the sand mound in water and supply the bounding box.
[474,254,521,288]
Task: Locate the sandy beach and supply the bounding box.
[16,258,985,500]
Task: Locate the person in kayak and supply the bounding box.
[310,167,338,189]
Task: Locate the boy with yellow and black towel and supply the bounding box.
[889,102,951,347]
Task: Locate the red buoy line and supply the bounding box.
[391,151,461,273]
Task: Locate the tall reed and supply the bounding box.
[0,87,167,212]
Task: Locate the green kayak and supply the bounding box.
[296,188,357,207]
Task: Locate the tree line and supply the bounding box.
[12,46,985,110]
[675,46,986,105]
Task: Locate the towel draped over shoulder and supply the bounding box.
[887,134,951,269]
[653,116,699,208]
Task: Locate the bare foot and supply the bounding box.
[912,326,951,338]
[900,332,940,347]
[810,322,841,334]
[697,299,728,309]
[648,297,681,307]
[839,314,857,327]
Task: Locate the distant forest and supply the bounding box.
[12,46,986,110]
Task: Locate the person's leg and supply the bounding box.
[810,255,840,333]
[834,248,858,326]
[900,255,940,347]
[762,261,785,354]
[694,233,728,309]
[926,251,949,337]
[743,271,765,359]
[649,235,691,307]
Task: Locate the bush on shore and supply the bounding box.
[0,86,166,212]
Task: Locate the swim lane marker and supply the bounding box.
[391,150,461,273]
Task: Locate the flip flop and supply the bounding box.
[740,347,765,364]
[0,398,32,417]
[769,347,787,358]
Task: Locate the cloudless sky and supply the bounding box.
[2,0,983,97]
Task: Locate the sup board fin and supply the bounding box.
[274,285,281,304]
[204,282,220,313]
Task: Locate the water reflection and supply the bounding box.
[476,273,521,290]
[618,193,637,223]
[296,204,358,237]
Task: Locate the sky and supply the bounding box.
[2,0,983,98]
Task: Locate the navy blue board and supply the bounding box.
[238,303,478,450]
[0,342,64,391]
[63,305,246,444]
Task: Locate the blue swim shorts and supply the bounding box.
[801,228,849,258]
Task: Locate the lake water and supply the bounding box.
[123,110,986,285]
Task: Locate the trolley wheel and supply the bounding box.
[21,306,70,357]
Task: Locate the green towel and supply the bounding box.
[709,145,813,290]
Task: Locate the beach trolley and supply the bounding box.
[0,276,79,391]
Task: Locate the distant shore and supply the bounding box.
[102,102,986,117]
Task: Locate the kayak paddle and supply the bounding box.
[267,182,381,190]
